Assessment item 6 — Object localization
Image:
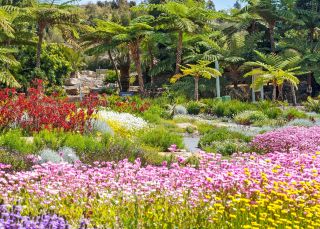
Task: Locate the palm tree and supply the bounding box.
[95,16,154,92]
[82,18,129,91]
[0,7,20,87]
[242,50,302,103]
[170,60,221,101]
[23,1,80,69]
[136,0,214,73]
[0,6,15,38]
[0,48,20,87]
[241,0,295,52]
[294,0,320,93]
[141,31,171,85]
[185,31,262,88]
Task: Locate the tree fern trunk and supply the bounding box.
[119,59,130,92]
[108,50,122,91]
[272,82,277,102]
[269,21,276,53]
[278,84,284,101]
[175,31,183,74]
[148,45,155,86]
[290,84,297,106]
[36,23,45,69]
[194,76,199,101]
[129,42,144,93]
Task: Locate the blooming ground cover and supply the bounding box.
[96,110,148,132]
[0,83,319,228]
[252,126,320,153]
[1,132,320,227]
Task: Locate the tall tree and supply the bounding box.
[23,1,80,69]
[295,0,320,93]
[241,0,295,52]
[137,0,214,73]
[0,6,20,87]
[185,31,262,87]
[242,50,302,103]
[89,16,154,92]
[171,60,221,100]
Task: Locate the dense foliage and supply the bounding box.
[0,0,319,102]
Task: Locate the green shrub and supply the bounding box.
[64,132,110,153]
[104,70,118,83]
[196,123,214,134]
[187,101,201,115]
[199,127,251,147]
[234,111,268,125]
[142,105,164,123]
[199,127,252,156]
[39,148,63,163]
[0,129,35,154]
[205,100,255,117]
[202,140,251,156]
[262,107,282,119]
[303,96,320,113]
[139,128,184,151]
[80,136,161,165]
[253,118,287,127]
[0,150,33,171]
[33,130,111,154]
[282,108,307,120]
[174,105,187,115]
[186,126,196,134]
[33,129,65,151]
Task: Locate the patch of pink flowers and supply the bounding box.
[0,164,11,170]
[252,126,320,153]
[1,149,320,205]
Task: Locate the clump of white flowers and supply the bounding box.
[96,110,148,131]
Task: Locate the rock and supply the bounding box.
[64,78,80,86]
[79,70,96,78]
[65,86,79,95]
[90,87,106,94]
[81,86,90,95]
[176,122,197,129]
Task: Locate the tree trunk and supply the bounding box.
[108,50,122,91]
[278,84,284,101]
[272,81,277,102]
[148,45,155,86]
[307,72,313,95]
[310,27,315,48]
[290,84,297,106]
[194,76,199,101]
[175,31,183,74]
[119,55,130,92]
[129,42,144,93]
[36,23,45,69]
[269,21,276,53]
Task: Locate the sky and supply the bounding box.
[80,0,239,10]
[214,0,237,10]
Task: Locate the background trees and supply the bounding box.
[0,0,318,102]
[171,60,221,101]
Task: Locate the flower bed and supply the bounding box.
[96,110,148,132]
[252,126,320,153]
[0,205,76,228]
[0,82,101,133]
[1,148,320,227]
